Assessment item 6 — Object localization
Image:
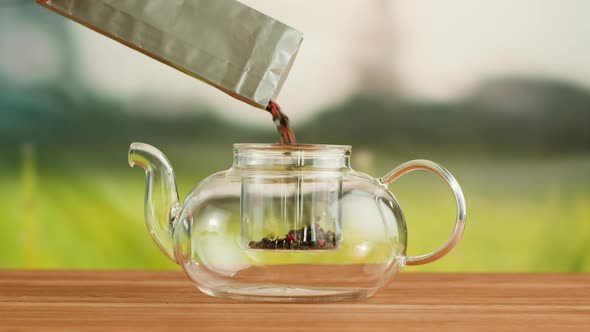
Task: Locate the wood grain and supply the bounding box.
[0,270,588,331]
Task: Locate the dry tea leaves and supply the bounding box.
[249,224,339,250]
[266,101,297,145]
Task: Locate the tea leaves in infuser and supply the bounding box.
[248,223,339,251]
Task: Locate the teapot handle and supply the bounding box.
[380,160,466,266]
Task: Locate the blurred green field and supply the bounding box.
[1,144,589,272]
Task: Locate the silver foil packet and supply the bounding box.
[37,0,303,108]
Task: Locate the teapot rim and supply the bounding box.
[233,143,352,152]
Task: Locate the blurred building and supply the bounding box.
[0,3,82,141]
[352,0,399,94]
[0,3,78,88]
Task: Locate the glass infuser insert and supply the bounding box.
[241,174,342,251]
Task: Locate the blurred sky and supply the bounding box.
[2,0,590,125]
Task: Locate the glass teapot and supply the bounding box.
[129,143,466,302]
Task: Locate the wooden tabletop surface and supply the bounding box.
[0,270,588,331]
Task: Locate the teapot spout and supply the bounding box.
[129,143,181,263]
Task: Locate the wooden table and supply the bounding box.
[1,271,588,331]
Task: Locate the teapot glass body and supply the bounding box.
[129,143,466,302]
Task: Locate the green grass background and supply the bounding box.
[1,144,588,272]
